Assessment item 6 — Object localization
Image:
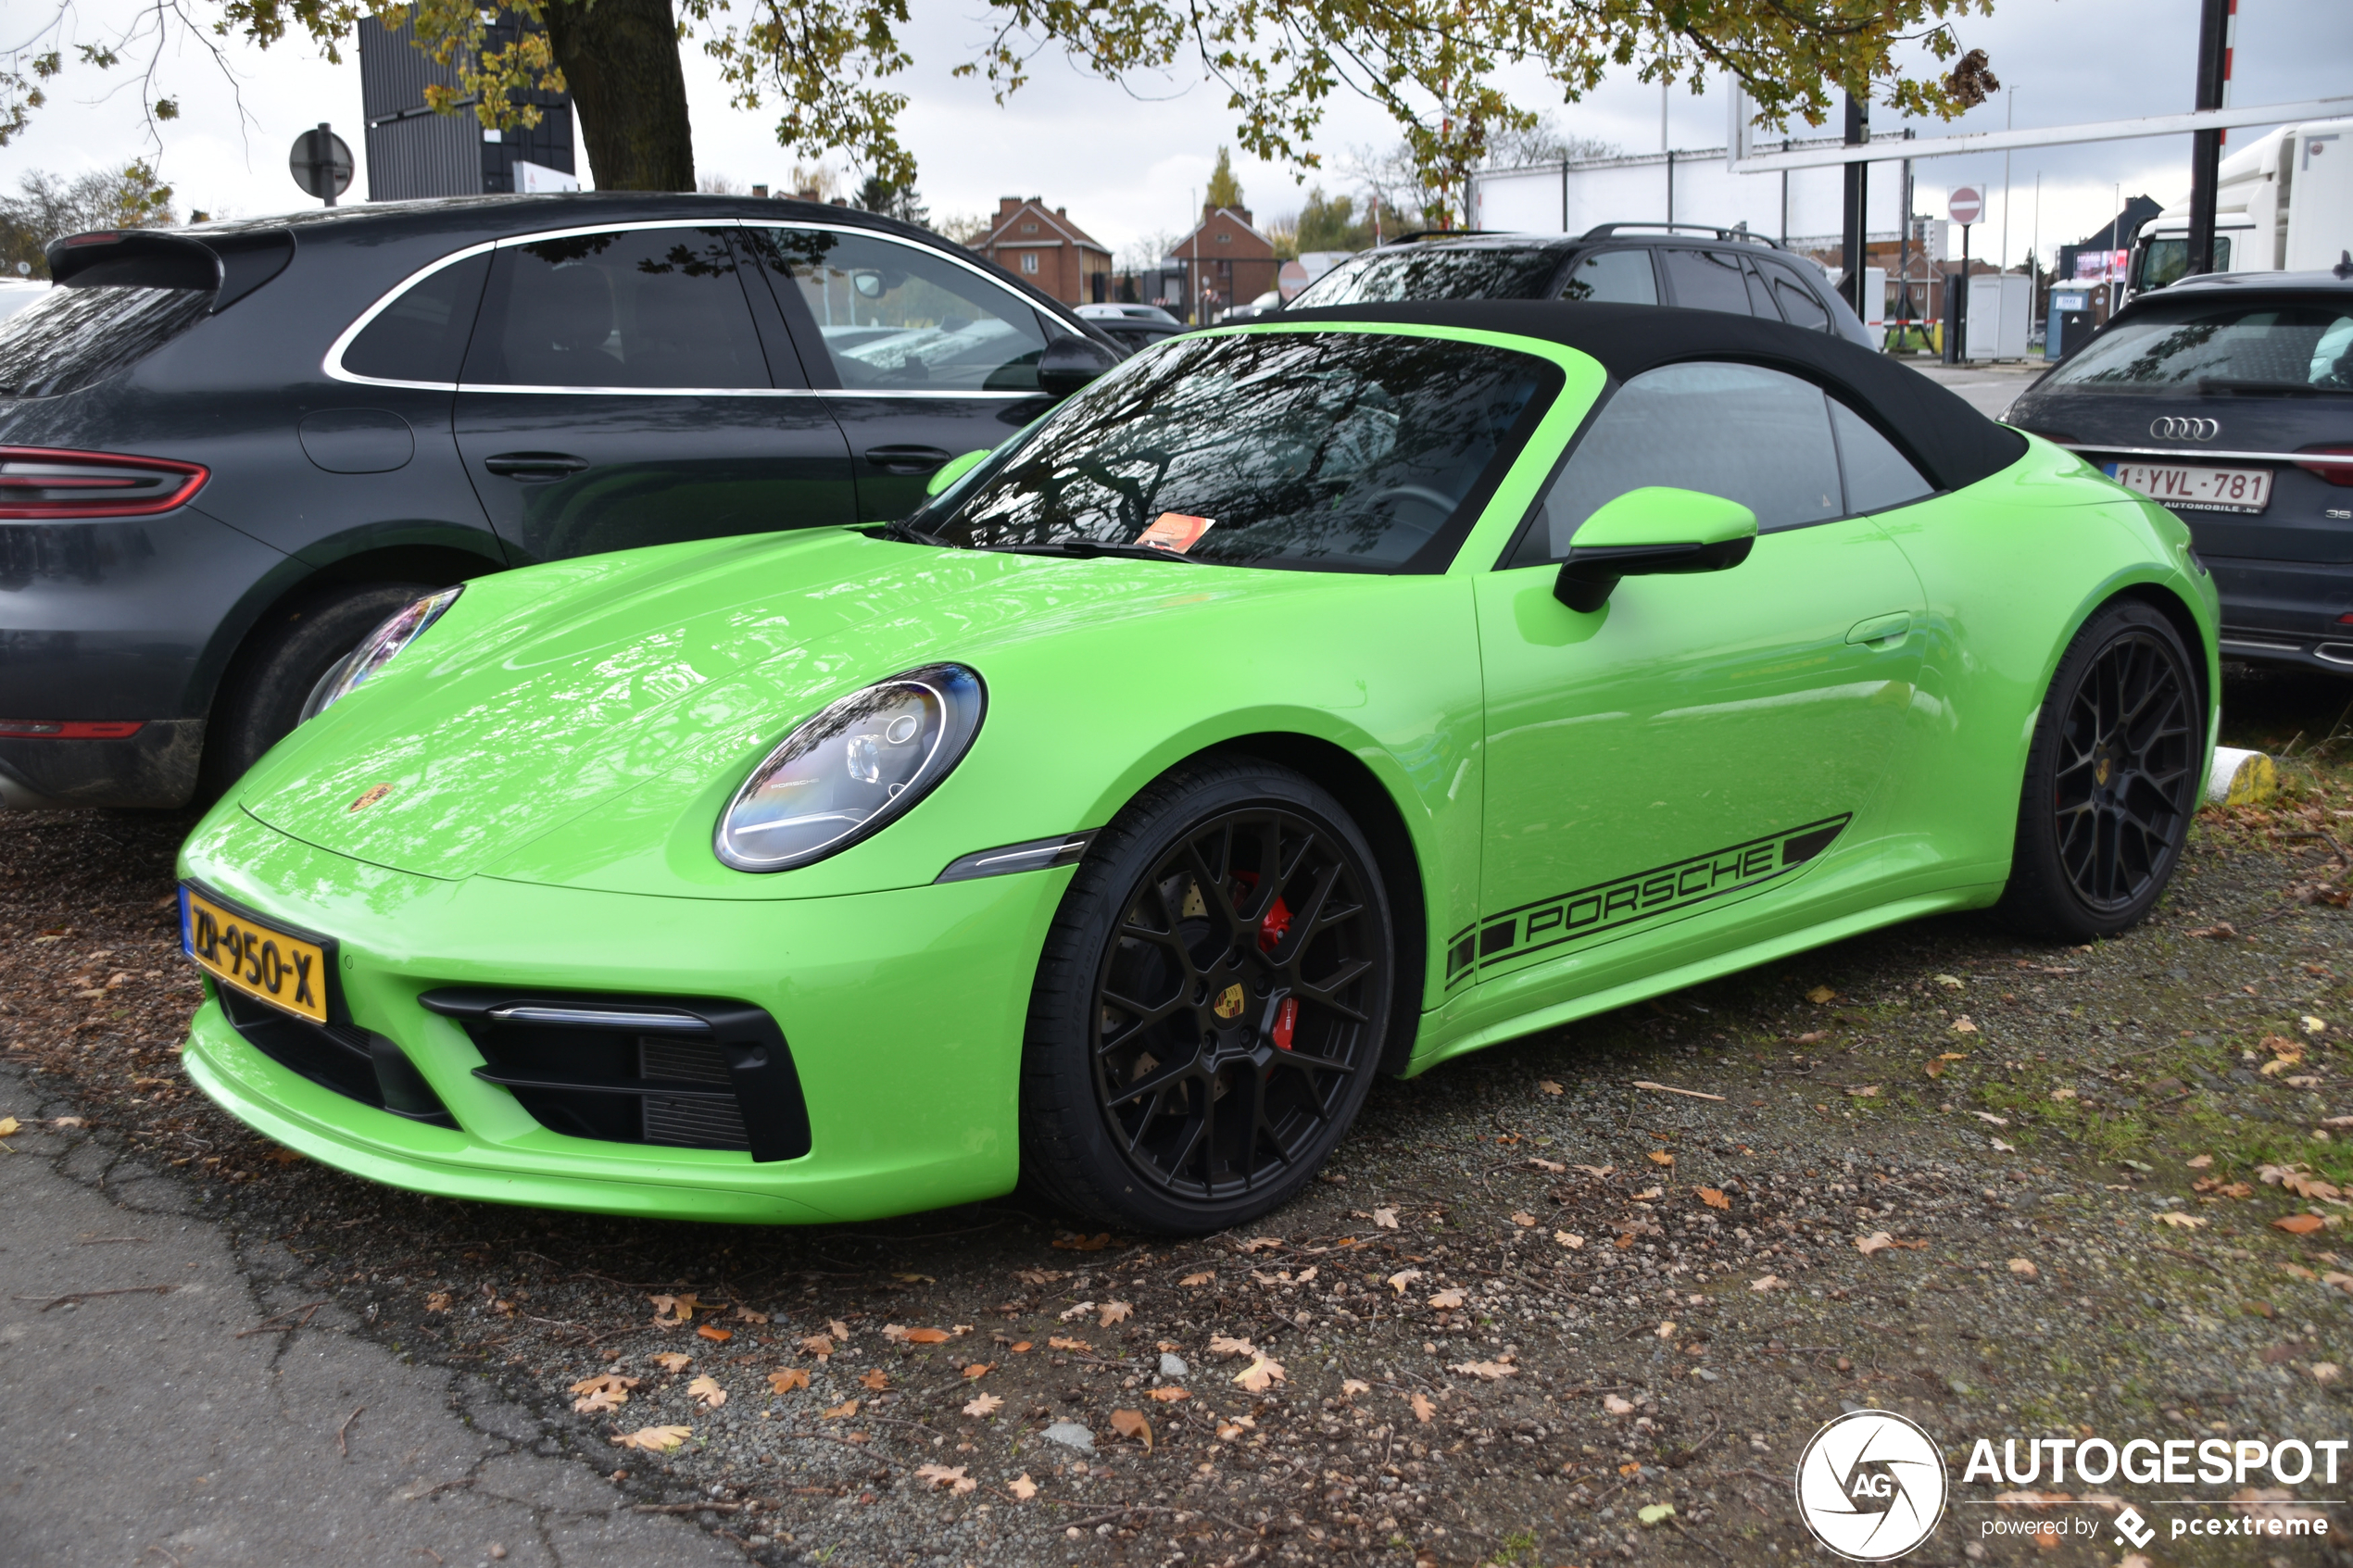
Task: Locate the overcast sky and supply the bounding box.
[3,0,2347,266]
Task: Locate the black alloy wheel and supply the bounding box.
[1021,759,1394,1233]
[1997,600,2201,940]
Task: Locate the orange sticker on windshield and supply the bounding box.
[1138,512,1215,552]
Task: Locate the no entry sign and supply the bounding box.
[1948,186,1983,225]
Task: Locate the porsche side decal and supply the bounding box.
[1446,814,1853,986]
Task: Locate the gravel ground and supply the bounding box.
[6,663,2353,1568]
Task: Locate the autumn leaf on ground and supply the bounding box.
[1239,1236,1283,1254]
[1697,1187,1730,1210]
[962,1391,1004,1418]
[1575,1163,1615,1179]
[1109,1409,1153,1449]
[1013,1268,1063,1286]
[1233,1355,1286,1392]
[1148,1386,1189,1402]
[1647,1150,1675,1168]
[610,1424,691,1453]
[1555,1231,1585,1249]
[648,1293,698,1327]
[2008,1258,2039,1278]
[1604,1395,1636,1415]
[649,1352,692,1374]
[1008,1474,1038,1500]
[2156,1211,2208,1230]
[1384,1270,1423,1295]
[1952,1017,1979,1035]
[265,1147,304,1166]
[768,1369,810,1395]
[1340,1378,1370,1398]
[901,1327,952,1344]
[1806,985,1835,1004]
[733,1304,769,1323]
[687,1374,726,1409]
[1924,1060,1946,1080]
[423,1292,451,1313]
[573,1387,627,1413]
[1510,1212,1537,1228]
[2275,1214,2328,1235]
[1452,1360,1517,1381]
[1408,1393,1436,1423]
[2187,1154,2215,1169]
[1971,1112,2010,1127]
[0,1116,19,1138]
[1048,1336,1091,1352]
[1051,1233,1111,1251]
[1098,1300,1133,1326]
[1750,1274,1785,1292]
[570,1374,639,1398]
[1428,1288,1466,1310]
[1856,1232,1895,1256]
[859,1369,889,1391]
[1180,1272,1215,1286]
[1208,1334,1256,1357]
[822,1399,860,1420]
[1934,973,1964,988]
[914,1462,976,1493]
[696,1323,732,1343]
[1372,1208,1399,1230]
[1655,1321,1678,1339]
[1538,1080,1564,1096]
[1527,1158,1566,1173]
[1009,1340,1033,1353]
[960,1362,994,1381]
[1846,1085,1881,1098]
[1056,1301,1096,1322]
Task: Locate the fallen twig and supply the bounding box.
[402,1477,476,1500]
[16,1284,173,1311]
[337,1405,364,1458]
[1631,1081,1727,1102]
[236,1299,325,1336]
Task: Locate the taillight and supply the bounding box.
[0,446,208,519]
[0,721,145,738]
[2295,445,2353,488]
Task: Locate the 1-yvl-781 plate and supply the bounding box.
[2104,460,2272,514]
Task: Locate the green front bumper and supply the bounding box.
[179,808,1064,1224]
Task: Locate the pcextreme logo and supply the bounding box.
[1794,1411,1948,1561]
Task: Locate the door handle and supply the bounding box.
[1845,611,1912,646]
[483,452,590,481]
[864,445,955,476]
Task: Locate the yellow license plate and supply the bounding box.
[181,884,332,1024]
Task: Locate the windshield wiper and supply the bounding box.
[978,539,1207,564]
[2195,377,2352,397]
[868,518,956,546]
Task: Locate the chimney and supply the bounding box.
[751,184,769,198]
[1056,207,1066,218]
[1000,195,1020,215]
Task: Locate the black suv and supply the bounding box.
[0,194,1120,809]
[2004,268,2353,674]
[1285,222,1876,346]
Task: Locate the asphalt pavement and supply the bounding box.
[1909,357,2045,420]
[0,1064,744,1568]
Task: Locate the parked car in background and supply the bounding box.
[1287,223,1874,346]
[1217,289,1283,324]
[2005,268,2353,675]
[0,194,1121,811]
[1074,301,1184,352]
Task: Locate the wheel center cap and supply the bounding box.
[1211,981,1248,1022]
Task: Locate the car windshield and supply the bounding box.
[2044,301,2353,394]
[0,280,211,398]
[1287,245,1566,308]
[924,330,1556,571]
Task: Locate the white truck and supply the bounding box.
[2126,117,2352,298]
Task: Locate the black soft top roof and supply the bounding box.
[1274,300,2028,495]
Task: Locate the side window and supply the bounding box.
[343,252,491,383]
[1829,400,1935,512]
[1560,249,1657,305]
[1509,361,1843,565]
[1756,259,1832,331]
[1658,248,1755,317]
[1741,259,1780,319]
[461,228,766,390]
[749,229,1051,392]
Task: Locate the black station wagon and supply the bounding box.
[0,194,1119,809]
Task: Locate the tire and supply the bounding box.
[1019,757,1396,1235]
[200,581,444,800]
[1994,599,2202,941]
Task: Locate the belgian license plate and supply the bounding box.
[2105,460,2272,514]
[181,884,332,1023]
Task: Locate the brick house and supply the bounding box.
[1171,204,1278,322]
[975,196,1114,305]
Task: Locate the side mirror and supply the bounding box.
[1038,333,1121,399]
[1553,486,1757,613]
[925,447,992,497]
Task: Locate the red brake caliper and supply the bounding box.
[1271,996,1298,1050]
[1231,870,1297,1049]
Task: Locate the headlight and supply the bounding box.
[715,663,985,873]
[298,586,462,723]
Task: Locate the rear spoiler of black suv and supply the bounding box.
[43,227,294,313]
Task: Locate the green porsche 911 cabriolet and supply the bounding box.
[176,301,2219,1234]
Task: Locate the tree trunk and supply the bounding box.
[544,0,696,191]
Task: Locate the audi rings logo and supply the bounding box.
[1795,1410,1949,1561]
[2151,416,2221,441]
